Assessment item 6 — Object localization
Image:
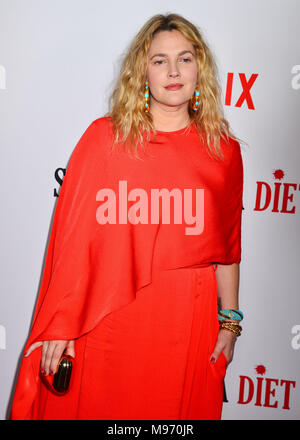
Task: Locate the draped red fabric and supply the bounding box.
[9,116,243,419]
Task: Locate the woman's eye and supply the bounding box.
[154,58,192,65]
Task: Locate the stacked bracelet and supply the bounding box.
[218,309,243,322]
[218,309,243,337]
[219,321,242,337]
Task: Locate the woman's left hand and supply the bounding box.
[209,328,237,366]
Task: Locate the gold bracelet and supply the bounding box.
[219,319,241,326]
[220,326,241,337]
[219,321,242,329]
[219,322,242,336]
[219,324,242,336]
[219,322,242,331]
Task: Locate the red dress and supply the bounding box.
[9,117,243,420]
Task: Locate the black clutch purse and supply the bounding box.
[40,354,74,396]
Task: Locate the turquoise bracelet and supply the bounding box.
[218,309,244,322]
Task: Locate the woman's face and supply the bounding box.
[146,29,198,111]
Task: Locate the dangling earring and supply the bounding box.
[191,86,200,111]
[144,80,149,113]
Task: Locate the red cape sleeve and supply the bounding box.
[222,139,244,264]
[9,117,158,419]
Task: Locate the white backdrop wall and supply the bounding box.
[1,0,299,420]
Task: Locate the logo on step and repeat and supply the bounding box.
[255,169,299,214]
[54,168,66,197]
[225,73,258,110]
[237,365,296,411]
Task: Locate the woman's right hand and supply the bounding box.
[24,339,75,376]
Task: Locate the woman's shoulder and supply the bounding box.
[91,114,113,131]
[81,114,113,140]
[67,115,113,168]
[219,135,242,166]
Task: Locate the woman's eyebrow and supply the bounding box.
[150,50,195,60]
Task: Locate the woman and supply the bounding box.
[9,13,244,420]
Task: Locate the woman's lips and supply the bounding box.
[165,84,183,91]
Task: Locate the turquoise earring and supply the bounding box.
[192,87,200,111]
[144,81,149,112]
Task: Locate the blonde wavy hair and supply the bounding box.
[105,13,243,161]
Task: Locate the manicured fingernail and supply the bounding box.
[50,371,55,375]
[210,357,216,363]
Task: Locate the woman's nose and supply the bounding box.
[167,60,180,78]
